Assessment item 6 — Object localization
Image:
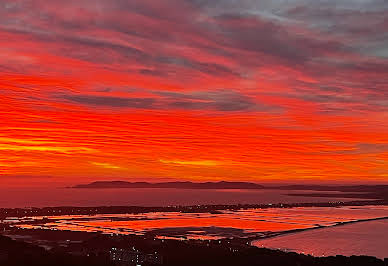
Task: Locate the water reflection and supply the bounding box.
[0,188,370,208]
[13,205,388,241]
[253,219,388,259]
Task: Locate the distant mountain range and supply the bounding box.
[73,181,265,190]
[71,181,388,200]
[73,181,388,191]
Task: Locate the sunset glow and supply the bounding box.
[1,0,388,185]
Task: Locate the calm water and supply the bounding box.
[3,187,387,259]
[0,188,368,208]
[253,219,388,259]
[13,206,388,243]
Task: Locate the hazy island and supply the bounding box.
[72,181,265,190]
[72,181,388,201]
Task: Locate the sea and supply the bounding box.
[2,188,387,259]
[0,187,368,208]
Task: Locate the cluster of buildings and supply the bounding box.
[110,247,162,266]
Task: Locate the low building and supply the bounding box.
[110,248,162,265]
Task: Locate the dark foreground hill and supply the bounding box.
[0,234,386,266]
[0,234,113,266]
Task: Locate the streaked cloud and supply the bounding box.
[0,144,95,153]
[61,89,270,112]
[0,0,387,183]
[63,94,155,109]
[90,162,123,169]
[160,159,220,166]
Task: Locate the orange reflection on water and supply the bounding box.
[76,217,310,233]
[14,206,388,240]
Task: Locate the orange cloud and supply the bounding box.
[0,0,387,185]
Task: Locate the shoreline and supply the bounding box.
[250,216,388,260]
[1,199,387,219]
[2,205,388,263]
[251,215,388,243]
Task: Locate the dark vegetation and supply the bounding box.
[0,233,387,266]
[0,234,113,266]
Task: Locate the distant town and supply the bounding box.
[1,199,387,220]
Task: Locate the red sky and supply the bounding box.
[1,0,388,185]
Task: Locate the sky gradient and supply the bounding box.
[1,0,388,185]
